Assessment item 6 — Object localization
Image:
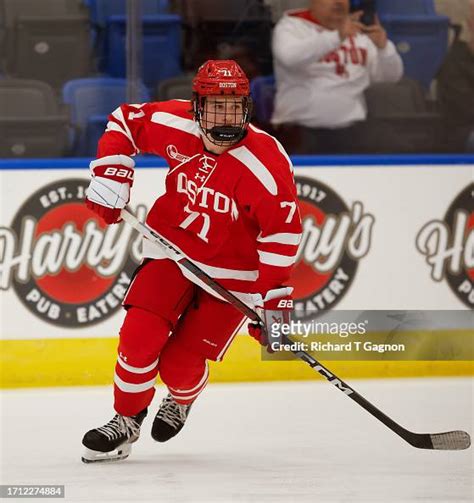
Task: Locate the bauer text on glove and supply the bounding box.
[248,287,293,352]
[85,154,135,224]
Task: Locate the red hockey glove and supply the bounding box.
[248,287,293,353]
[85,154,135,224]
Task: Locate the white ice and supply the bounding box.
[1,378,473,502]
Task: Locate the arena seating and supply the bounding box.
[156,74,194,101]
[83,0,175,82]
[176,0,273,74]
[248,74,441,153]
[0,78,70,157]
[364,77,442,152]
[250,75,276,126]
[1,0,94,90]
[62,77,150,156]
[377,0,450,89]
[84,0,169,26]
[377,0,438,16]
[0,0,462,156]
[103,14,182,87]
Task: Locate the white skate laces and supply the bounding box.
[157,396,189,429]
[96,414,140,441]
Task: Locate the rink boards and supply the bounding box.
[0,156,473,387]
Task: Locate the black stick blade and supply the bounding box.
[430,431,471,450]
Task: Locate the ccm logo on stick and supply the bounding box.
[104,167,134,180]
[277,299,293,308]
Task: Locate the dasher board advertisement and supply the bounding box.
[0,162,472,341]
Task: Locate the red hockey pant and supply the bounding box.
[114,259,245,416]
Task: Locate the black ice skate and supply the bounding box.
[81,408,147,463]
[151,394,192,442]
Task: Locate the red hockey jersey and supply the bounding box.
[97,100,302,295]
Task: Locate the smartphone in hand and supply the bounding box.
[350,0,377,26]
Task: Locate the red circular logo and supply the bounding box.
[9,179,139,327]
[291,176,374,320]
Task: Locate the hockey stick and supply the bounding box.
[121,208,471,451]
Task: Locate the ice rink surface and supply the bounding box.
[1,378,473,503]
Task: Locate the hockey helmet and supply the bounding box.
[192,60,252,146]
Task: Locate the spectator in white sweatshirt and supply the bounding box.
[271,0,403,153]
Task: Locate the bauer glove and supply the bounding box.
[248,287,293,353]
[85,154,135,224]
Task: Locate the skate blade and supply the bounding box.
[81,444,132,463]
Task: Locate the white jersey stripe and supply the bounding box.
[105,120,128,136]
[258,250,297,267]
[249,124,294,173]
[113,372,156,393]
[275,138,294,174]
[111,107,139,153]
[141,237,259,281]
[257,232,302,245]
[151,111,201,138]
[229,146,278,195]
[193,259,258,281]
[117,356,159,375]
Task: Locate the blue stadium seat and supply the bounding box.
[376,0,436,16]
[250,75,275,125]
[62,77,151,156]
[85,113,113,157]
[104,14,182,87]
[85,0,169,26]
[379,14,449,88]
[349,1,449,88]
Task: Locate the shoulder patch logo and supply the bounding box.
[166,144,191,163]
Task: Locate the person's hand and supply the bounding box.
[85,154,135,224]
[362,15,388,49]
[338,10,364,41]
[248,287,293,353]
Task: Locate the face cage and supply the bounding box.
[193,95,253,147]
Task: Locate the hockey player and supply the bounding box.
[81,60,302,463]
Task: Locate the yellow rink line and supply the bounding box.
[0,334,473,389]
